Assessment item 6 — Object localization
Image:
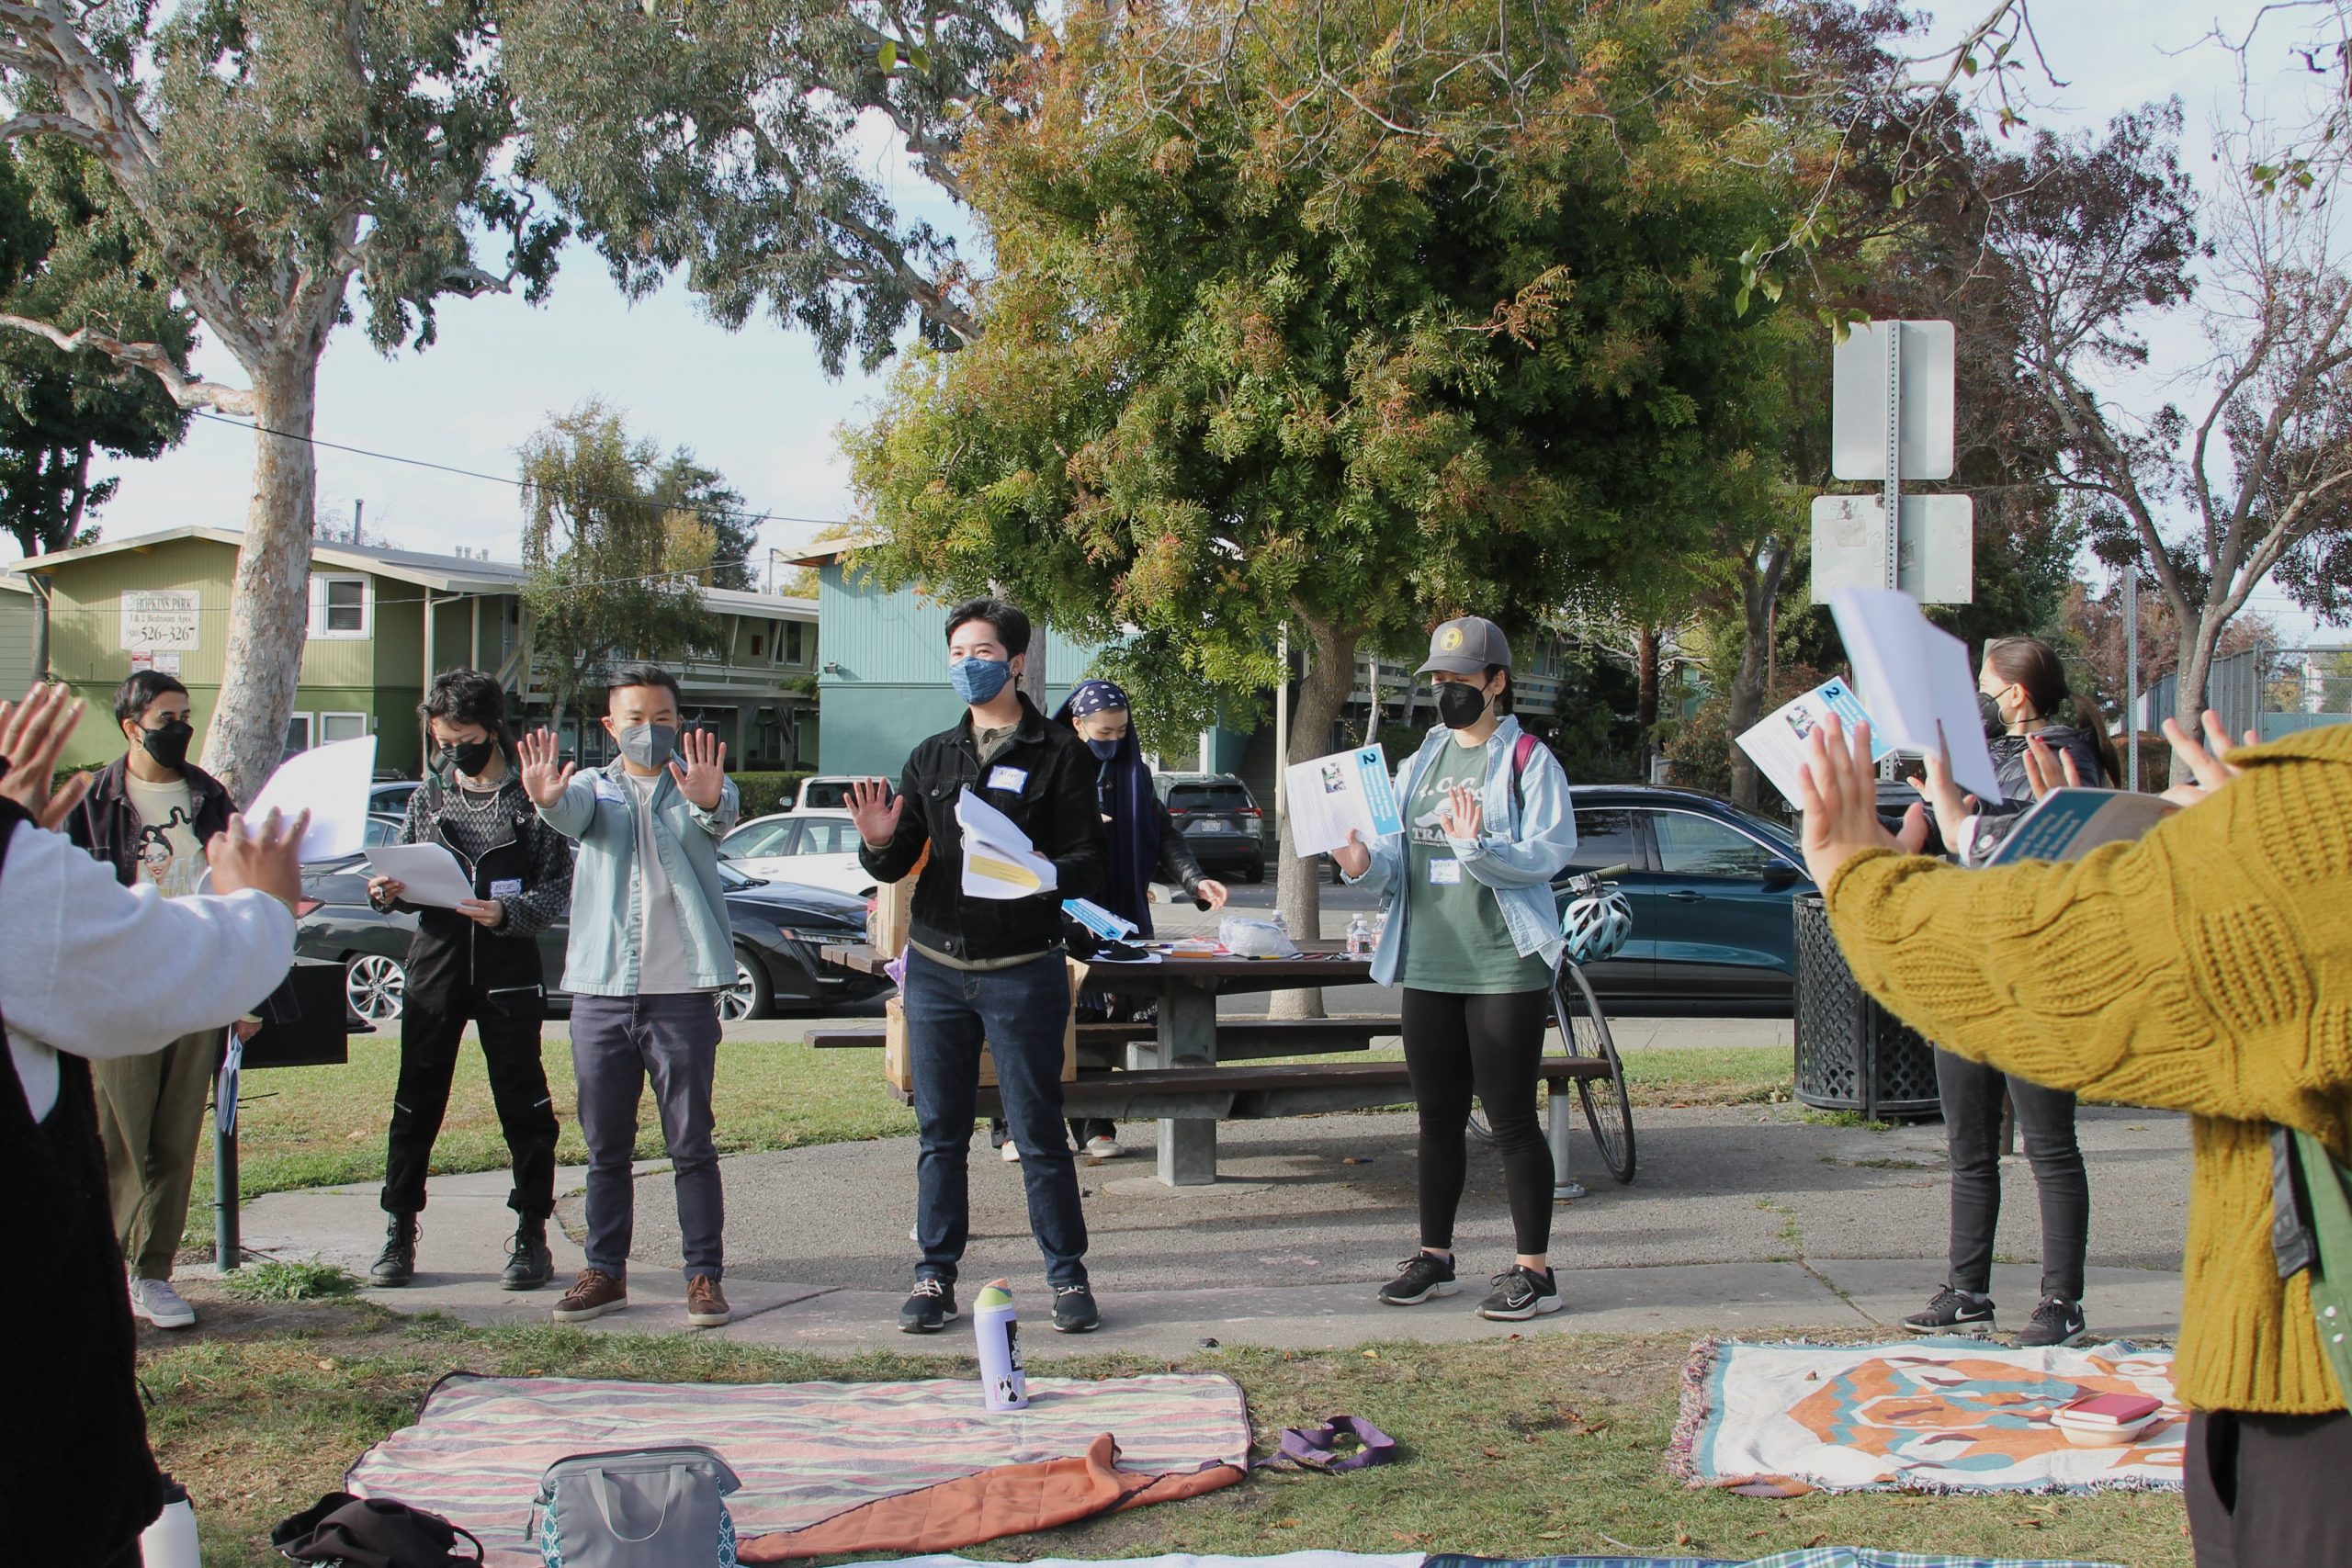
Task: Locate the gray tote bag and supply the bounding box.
[530,1445,741,1568]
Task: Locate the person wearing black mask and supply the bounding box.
[364,669,573,1291]
[66,670,254,1331]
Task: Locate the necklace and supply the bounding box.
[454,775,506,818]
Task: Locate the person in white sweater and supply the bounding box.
[0,680,305,1568]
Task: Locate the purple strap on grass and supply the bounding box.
[1264,1415,1397,1472]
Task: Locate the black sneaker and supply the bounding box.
[1477,1265,1562,1321]
[369,1213,418,1288]
[501,1218,553,1292]
[1901,1285,1996,1335]
[899,1277,957,1334]
[1378,1252,1459,1305]
[2011,1295,2089,1348]
[1052,1282,1101,1333]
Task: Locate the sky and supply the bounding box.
[7,2,2337,641]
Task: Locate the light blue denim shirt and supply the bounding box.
[1343,716,1578,987]
[537,761,741,997]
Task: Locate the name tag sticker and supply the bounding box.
[489,878,524,899]
[1430,857,1464,886]
[592,776,627,805]
[986,765,1030,793]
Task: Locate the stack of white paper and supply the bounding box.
[362,841,478,908]
[248,734,379,862]
[956,787,1058,900]
[1828,589,2003,803]
[1735,676,1893,807]
[1284,744,1405,858]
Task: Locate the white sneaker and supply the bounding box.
[1084,1134,1123,1160]
[1001,1140,1022,1163]
[130,1276,196,1330]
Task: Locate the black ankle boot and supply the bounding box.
[502,1215,553,1292]
[370,1213,419,1287]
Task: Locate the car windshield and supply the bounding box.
[1725,803,1799,850]
[1169,783,1252,810]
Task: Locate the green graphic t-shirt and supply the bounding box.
[1397,743,1551,995]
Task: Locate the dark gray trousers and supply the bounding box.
[571,993,724,1281]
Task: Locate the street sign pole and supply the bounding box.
[2124,562,2140,791]
[1882,324,1903,592]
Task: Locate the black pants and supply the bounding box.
[1402,987,1554,1258]
[1934,1047,2088,1303]
[380,987,559,1219]
[2187,1407,2352,1565]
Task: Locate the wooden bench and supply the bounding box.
[807,1016,1403,1066]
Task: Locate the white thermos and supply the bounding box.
[973,1279,1029,1411]
[141,1477,200,1568]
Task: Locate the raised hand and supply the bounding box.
[1329,828,1371,879]
[668,727,728,810]
[516,727,575,810]
[0,682,92,829]
[1440,782,1484,840]
[847,776,902,849]
[1795,716,1901,888]
[1917,736,1980,849]
[2022,735,2084,800]
[207,808,311,908]
[2160,711,2260,807]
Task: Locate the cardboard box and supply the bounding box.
[886,959,1084,1093]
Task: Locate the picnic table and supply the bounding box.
[817,942,1616,1191]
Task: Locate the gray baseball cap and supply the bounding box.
[1416,615,1512,676]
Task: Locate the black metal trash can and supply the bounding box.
[1792,892,1942,1120]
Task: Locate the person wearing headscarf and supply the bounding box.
[1014,678,1227,1160]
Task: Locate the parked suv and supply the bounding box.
[1151,773,1266,883]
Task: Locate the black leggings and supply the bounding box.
[1934,1047,2088,1303]
[1402,987,1554,1258]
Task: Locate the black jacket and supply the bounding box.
[373,770,573,1003]
[859,694,1109,963]
[1985,723,2114,815]
[67,755,236,888]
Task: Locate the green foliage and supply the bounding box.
[217,1259,359,1303]
[518,399,723,724]
[0,141,190,555]
[731,771,815,819]
[845,0,1808,739]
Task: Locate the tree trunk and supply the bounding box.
[1635,624,1661,775]
[2171,613,2222,786]
[1725,543,1787,813]
[28,573,50,683]
[201,359,319,805]
[1272,612,1358,1020]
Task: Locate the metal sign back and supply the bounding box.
[1810,494,1975,604]
[1832,321,1956,481]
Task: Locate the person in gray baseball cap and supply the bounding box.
[1332,613,1580,1321]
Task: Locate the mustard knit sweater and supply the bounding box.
[1823,722,2352,1416]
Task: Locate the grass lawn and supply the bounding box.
[148,1303,2188,1568]
[188,1035,1796,1250]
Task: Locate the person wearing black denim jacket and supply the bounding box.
[851,598,1109,1337]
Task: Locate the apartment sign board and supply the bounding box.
[122,590,201,652]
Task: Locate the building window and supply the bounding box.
[319,712,368,745]
[785,622,805,665]
[283,714,312,759]
[308,574,369,639]
[750,633,763,659]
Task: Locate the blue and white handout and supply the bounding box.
[1735,676,1894,808]
[1284,744,1405,858]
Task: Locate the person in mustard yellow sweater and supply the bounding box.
[1794,710,2351,1568]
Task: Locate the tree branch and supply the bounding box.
[0,108,102,155]
[0,313,256,414]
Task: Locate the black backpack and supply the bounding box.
[272,1493,483,1568]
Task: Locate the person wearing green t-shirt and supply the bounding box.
[1333,616,1579,1321]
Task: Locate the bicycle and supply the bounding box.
[1468,864,1636,1188]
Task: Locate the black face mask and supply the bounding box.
[137,719,193,771]
[436,738,498,778]
[1436,681,1493,731]
[1978,691,2006,739]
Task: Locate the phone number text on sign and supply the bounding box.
[120,590,201,652]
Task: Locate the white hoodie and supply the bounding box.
[0,819,296,1121]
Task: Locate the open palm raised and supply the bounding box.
[669,728,728,809]
[516,728,575,810]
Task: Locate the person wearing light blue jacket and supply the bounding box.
[1333,616,1578,1322]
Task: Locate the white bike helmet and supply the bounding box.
[1560,887,1634,965]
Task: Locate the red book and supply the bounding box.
[2054,1393,2163,1427]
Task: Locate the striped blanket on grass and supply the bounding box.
[346,1371,1250,1565]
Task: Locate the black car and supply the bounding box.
[1150,773,1267,882]
[1553,784,1815,1018]
[298,819,888,1024]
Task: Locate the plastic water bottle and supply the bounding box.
[1344,913,1371,956]
[141,1477,201,1568]
[973,1279,1029,1412]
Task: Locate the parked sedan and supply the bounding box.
[299,829,887,1024]
[1151,773,1267,882]
[718,809,879,898]
[1553,785,1815,1018]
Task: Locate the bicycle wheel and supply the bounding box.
[1554,960,1636,1183]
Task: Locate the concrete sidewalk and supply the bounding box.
[229,1089,2190,1359]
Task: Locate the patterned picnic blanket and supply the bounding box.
[1668,1338,2186,1495]
[346,1372,1250,1565]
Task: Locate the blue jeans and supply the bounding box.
[902,949,1088,1289]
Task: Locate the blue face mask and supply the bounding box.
[950,656,1012,705]
[1087,737,1122,761]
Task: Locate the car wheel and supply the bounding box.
[1244,859,1266,884]
[720,944,773,1022]
[345,953,406,1023]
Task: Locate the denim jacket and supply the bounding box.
[537,762,740,996]
[1343,716,1578,987]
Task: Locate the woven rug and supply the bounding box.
[346,1371,1250,1565]
[1668,1337,2185,1495]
